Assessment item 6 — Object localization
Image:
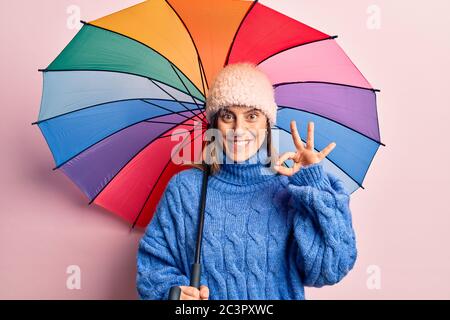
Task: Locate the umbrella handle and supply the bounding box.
[168,286,181,300]
[189,263,201,288]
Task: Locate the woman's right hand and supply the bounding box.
[179,285,209,300]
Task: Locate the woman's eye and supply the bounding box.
[248,113,258,120]
[222,113,233,121]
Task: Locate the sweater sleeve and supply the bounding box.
[286,162,357,287]
[136,174,190,300]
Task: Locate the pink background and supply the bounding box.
[1,0,449,299]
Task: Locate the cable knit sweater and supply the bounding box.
[136,147,357,300]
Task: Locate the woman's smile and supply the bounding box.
[228,138,254,148]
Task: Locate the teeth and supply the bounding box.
[234,140,250,146]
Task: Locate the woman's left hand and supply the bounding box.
[273,120,336,176]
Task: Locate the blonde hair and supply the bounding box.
[185,111,278,175]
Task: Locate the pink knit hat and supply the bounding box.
[205,62,277,125]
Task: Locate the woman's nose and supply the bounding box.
[233,117,247,133]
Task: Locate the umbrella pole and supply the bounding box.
[168,163,210,300]
[190,163,210,288]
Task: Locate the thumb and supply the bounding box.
[199,285,209,300]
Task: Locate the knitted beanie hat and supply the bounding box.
[205,62,277,125]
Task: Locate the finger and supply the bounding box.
[274,152,297,176]
[179,286,200,299]
[319,142,336,159]
[200,285,209,300]
[290,120,304,151]
[180,292,198,300]
[179,286,196,300]
[273,164,296,176]
[275,151,297,166]
[306,122,314,150]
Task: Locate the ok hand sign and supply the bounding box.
[273,121,336,176]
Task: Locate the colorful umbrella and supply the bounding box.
[33,0,384,229]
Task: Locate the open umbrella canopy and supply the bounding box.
[34,0,383,228]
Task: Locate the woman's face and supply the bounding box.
[216,105,268,162]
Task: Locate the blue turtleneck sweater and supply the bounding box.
[136,147,357,300]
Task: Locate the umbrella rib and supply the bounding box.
[149,78,205,124]
[131,127,206,229]
[33,97,202,125]
[256,35,338,66]
[156,126,206,141]
[76,20,206,101]
[140,99,203,122]
[145,120,197,126]
[164,0,210,91]
[157,128,197,139]
[274,80,380,93]
[373,90,383,147]
[198,55,208,99]
[224,0,259,66]
[278,105,386,147]
[87,113,202,206]
[169,63,207,121]
[52,110,202,170]
[273,124,365,190]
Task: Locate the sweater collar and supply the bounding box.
[210,147,279,189]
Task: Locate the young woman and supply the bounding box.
[136,62,357,300]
